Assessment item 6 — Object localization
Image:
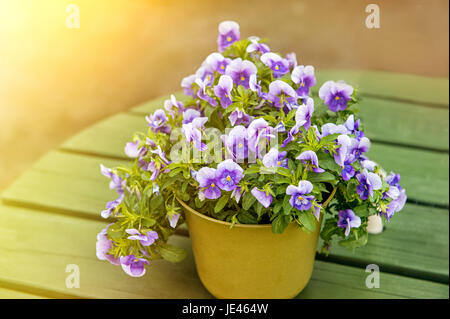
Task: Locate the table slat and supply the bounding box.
[60,115,449,207]
[0,205,447,299]
[1,151,447,283]
[322,204,449,283]
[315,69,449,107]
[129,94,449,150]
[0,288,45,299]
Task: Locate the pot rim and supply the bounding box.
[177,186,336,229]
[177,197,273,228]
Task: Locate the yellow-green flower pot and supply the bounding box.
[179,200,322,299]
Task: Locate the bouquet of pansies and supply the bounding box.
[96,21,407,277]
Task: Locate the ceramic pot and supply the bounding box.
[178,199,323,299]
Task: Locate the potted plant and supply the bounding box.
[96,21,407,299]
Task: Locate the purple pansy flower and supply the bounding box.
[124,140,147,158]
[145,109,171,134]
[267,80,297,109]
[356,169,382,200]
[182,117,208,151]
[274,121,286,133]
[296,150,325,173]
[246,36,270,54]
[120,255,150,277]
[385,172,401,188]
[249,74,267,100]
[225,58,257,89]
[313,206,321,222]
[126,229,159,246]
[361,159,377,172]
[384,188,407,220]
[167,213,180,228]
[181,74,196,97]
[228,109,253,126]
[344,114,364,140]
[164,94,184,117]
[101,194,123,219]
[205,52,231,74]
[182,108,201,124]
[251,187,273,208]
[320,123,349,138]
[247,118,275,153]
[195,64,214,84]
[152,184,160,195]
[319,81,354,112]
[262,148,288,168]
[352,136,371,158]
[291,65,316,97]
[222,125,249,161]
[145,137,156,148]
[293,97,314,132]
[231,186,243,203]
[217,21,240,52]
[96,225,120,265]
[150,145,171,165]
[382,172,402,200]
[196,167,221,199]
[282,98,314,147]
[334,135,354,175]
[195,77,218,106]
[216,159,243,191]
[286,180,315,211]
[334,134,368,181]
[260,52,290,78]
[338,209,361,237]
[100,164,125,194]
[214,75,233,109]
[286,52,297,68]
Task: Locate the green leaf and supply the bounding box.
[272,215,292,234]
[245,164,260,175]
[242,192,257,210]
[353,205,370,217]
[317,152,341,173]
[214,194,230,213]
[307,171,336,183]
[339,231,369,249]
[297,212,316,232]
[318,133,340,146]
[237,211,258,224]
[282,196,292,215]
[276,167,293,178]
[273,200,283,214]
[141,217,156,227]
[159,244,187,263]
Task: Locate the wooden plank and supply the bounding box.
[322,204,449,284]
[1,151,128,219]
[130,91,185,115]
[298,261,448,299]
[357,97,448,150]
[0,205,447,299]
[315,69,449,107]
[61,113,147,159]
[0,288,45,299]
[128,93,449,150]
[0,205,211,299]
[368,144,448,206]
[130,71,449,114]
[2,151,447,282]
[13,144,447,214]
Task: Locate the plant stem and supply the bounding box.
[322,186,337,209]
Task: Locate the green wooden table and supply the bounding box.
[0,70,448,299]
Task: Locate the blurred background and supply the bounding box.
[0,0,448,191]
